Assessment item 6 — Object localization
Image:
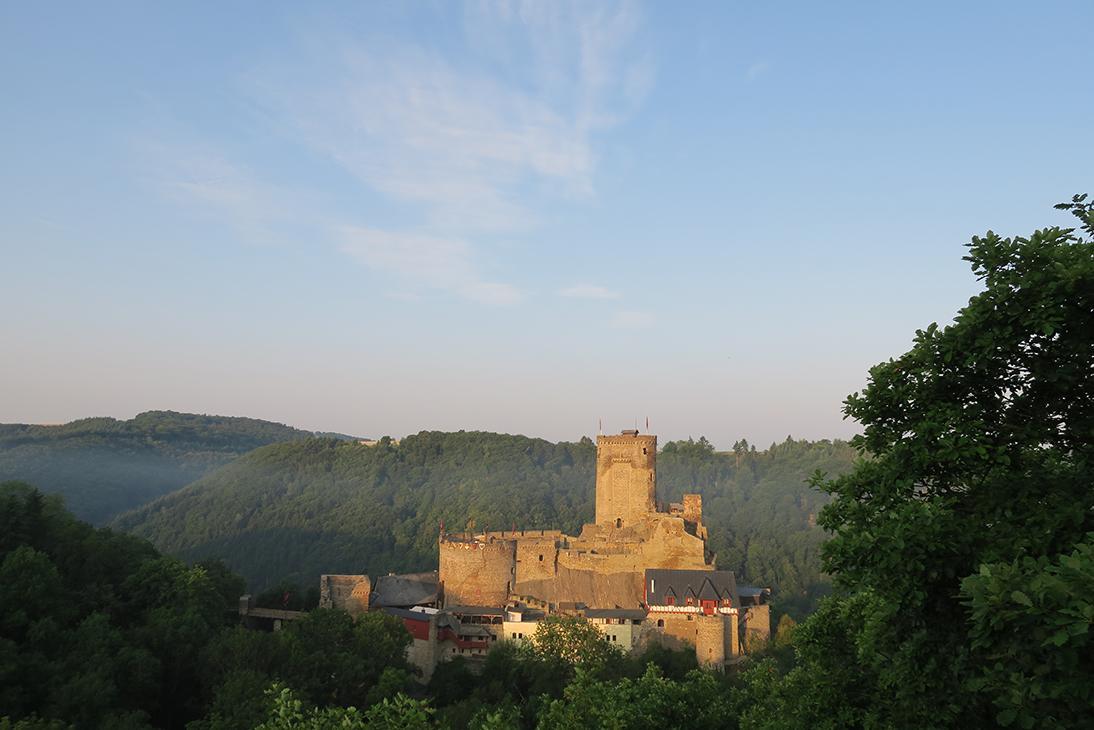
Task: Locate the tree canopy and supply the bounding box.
[755,195,1094,728]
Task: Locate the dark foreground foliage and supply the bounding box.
[747,196,1094,729]
[0,482,416,729]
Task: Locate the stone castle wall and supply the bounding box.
[515,565,645,609]
[726,611,740,658]
[482,529,563,540]
[570,514,709,572]
[743,604,771,652]
[514,537,559,583]
[406,615,439,682]
[652,612,739,669]
[682,494,703,524]
[439,537,516,606]
[655,613,734,667]
[440,510,710,609]
[529,514,709,608]
[319,574,370,617]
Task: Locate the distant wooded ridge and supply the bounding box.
[0,411,327,523]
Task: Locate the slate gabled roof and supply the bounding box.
[697,581,720,601]
[644,569,739,607]
[372,571,440,608]
[737,585,768,603]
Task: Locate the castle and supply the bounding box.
[307,429,770,678]
[439,430,711,609]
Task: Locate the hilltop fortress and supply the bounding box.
[439,431,711,609]
[284,429,770,677]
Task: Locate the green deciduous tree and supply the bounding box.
[276,610,413,709]
[255,685,433,730]
[793,196,1094,726]
[526,616,622,670]
[537,665,739,730]
[961,533,1094,728]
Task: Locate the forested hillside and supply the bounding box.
[115,432,856,612]
[0,411,311,523]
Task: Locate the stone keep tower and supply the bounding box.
[595,430,657,527]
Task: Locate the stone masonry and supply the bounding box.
[318,574,370,617]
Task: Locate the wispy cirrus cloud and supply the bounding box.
[154,1,650,305]
[338,226,522,305]
[558,284,620,299]
[149,145,310,240]
[247,2,648,235]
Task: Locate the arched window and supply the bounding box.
[615,518,622,528]
[657,619,664,627]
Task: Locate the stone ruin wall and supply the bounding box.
[743,604,771,652]
[515,565,645,609]
[514,537,559,583]
[508,515,711,608]
[682,494,703,524]
[566,514,709,573]
[439,537,516,607]
[319,574,370,617]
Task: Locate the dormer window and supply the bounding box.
[721,598,732,607]
[686,596,694,606]
[665,596,675,606]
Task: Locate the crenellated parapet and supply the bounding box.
[438,534,517,607]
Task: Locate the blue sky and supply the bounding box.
[2,1,1092,448]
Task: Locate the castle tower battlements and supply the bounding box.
[595,430,657,527]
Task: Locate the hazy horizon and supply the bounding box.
[0,406,855,452]
[3,1,1091,449]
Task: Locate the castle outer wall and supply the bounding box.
[319,574,370,617]
[438,536,516,607]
